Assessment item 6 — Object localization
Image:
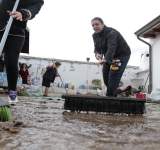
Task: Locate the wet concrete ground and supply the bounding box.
[0,96,160,150]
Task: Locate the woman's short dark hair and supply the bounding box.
[91,17,104,24]
[55,61,61,67]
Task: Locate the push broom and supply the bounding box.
[62,59,146,115]
[62,94,146,114]
[58,73,68,94]
[0,0,20,121]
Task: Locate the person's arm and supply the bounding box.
[20,0,44,20]
[27,64,32,69]
[56,73,60,77]
[26,70,29,76]
[54,68,59,77]
[46,66,50,72]
[104,30,118,64]
[8,0,44,21]
[92,34,103,60]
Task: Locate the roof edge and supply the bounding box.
[135,15,160,36]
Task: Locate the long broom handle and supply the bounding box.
[0,0,20,56]
[58,73,68,94]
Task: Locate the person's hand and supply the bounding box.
[56,74,60,77]
[95,53,102,60]
[7,11,23,21]
[97,59,106,65]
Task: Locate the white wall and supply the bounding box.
[139,50,149,71]
[121,66,139,88]
[0,55,142,93]
[19,56,141,89]
[19,56,102,90]
[151,35,160,91]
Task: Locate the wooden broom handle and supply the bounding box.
[0,0,20,55]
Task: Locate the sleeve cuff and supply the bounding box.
[104,57,112,64]
[19,9,32,21]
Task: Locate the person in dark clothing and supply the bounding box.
[0,0,44,103]
[42,62,61,97]
[91,17,131,97]
[19,63,31,84]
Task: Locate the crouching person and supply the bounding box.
[42,61,61,96]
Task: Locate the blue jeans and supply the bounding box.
[102,56,130,97]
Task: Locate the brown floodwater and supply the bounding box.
[1,96,160,150]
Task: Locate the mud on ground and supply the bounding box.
[1,96,160,150]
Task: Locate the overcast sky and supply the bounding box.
[27,0,159,66]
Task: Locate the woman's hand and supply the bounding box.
[95,53,103,60]
[7,11,23,21]
[97,59,106,65]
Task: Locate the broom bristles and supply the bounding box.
[0,106,12,122]
[0,99,12,122]
[62,95,146,114]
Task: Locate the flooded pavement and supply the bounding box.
[1,97,160,150]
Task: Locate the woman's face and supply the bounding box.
[91,20,104,33]
[23,64,27,68]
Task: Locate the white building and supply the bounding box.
[18,55,103,94]
[139,50,149,71]
[135,15,160,93]
[0,55,142,94]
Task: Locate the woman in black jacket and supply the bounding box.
[42,62,61,97]
[0,0,44,103]
[91,17,131,97]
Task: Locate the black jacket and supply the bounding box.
[0,0,44,53]
[43,67,58,83]
[92,26,131,64]
[0,0,44,34]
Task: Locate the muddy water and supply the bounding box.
[0,97,160,150]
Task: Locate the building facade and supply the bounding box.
[135,15,160,92]
[0,55,143,94]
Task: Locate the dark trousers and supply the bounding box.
[0,33,25,91]
[102,56,130,97]
[22,79,28,84]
